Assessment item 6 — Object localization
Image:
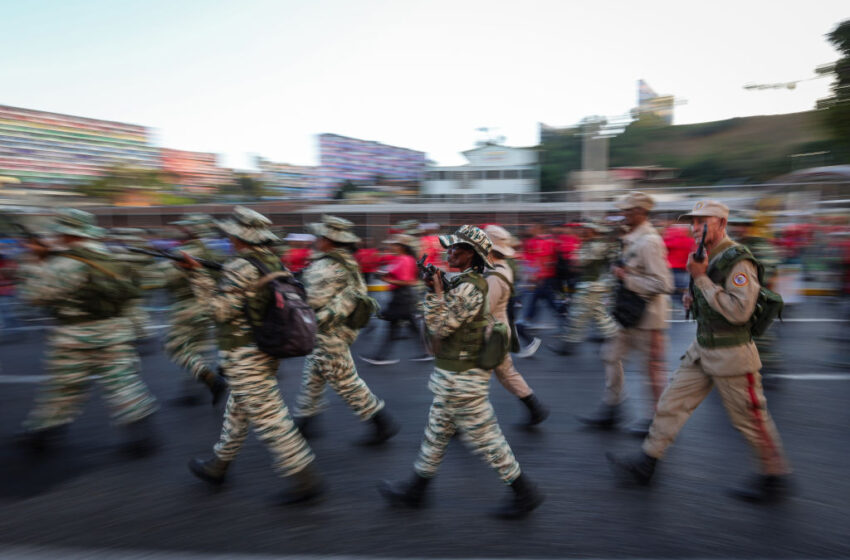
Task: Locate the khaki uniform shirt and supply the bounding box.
[486,262,513,326]
[688,236,762,376]
[621,221,673,330]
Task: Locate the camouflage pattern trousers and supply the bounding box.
[414,367,522,484]
[124,299,152,340]
[24,340,157,431]
[561,285,619,343]
[213,346,314,476]
[296,333,384,421]
[164,301,215,381]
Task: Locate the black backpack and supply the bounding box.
[245,257,317,358]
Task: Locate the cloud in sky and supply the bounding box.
[2,0,847,168]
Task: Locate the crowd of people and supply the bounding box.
[2,192,850,519]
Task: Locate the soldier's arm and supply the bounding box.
[189,258,253,323]
[18,257,88,306]
[623,237,674,296]
[485,274,506,312]
[694,259,760,325]
[305,261,358,329]
[424,282,484,339]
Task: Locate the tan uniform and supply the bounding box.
[487,262,531,398]
[602,221,673,408]
[642,237,790,476]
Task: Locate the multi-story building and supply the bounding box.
[161,148,232,193]
[0,104,162,189]
[317,133,426,198]
[255,157,317,197]
[423,143,539,196]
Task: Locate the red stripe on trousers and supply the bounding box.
[746,372,779,460]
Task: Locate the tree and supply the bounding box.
[818,19,850,162]
[219,173,268,200]
[76,166,169,203]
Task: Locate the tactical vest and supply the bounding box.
[55,247,138,324]
[693,241,761,348]
[434,271,490,372]
[218,250,283,350]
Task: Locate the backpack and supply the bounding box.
[749,264,784,338]
[244,257,317,358]
[62,250,141,320]
[612,281,647,328]
[319,253,380,330]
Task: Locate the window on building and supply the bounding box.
[468,170,483,180]
[485,170,500,180]
[437,171,447,180]
[521,168,536,179]
[502,169,519,179]
[451,171,464,180]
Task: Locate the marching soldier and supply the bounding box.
[110,228,161,346]
[379,225,544,519]
[580,192,673,436]
[182,207,321,504]
[484,225,549,426]
[161,214,226,405]
[550,223,620,356]
[17,210,158,455]
[294,215,399,444]
[607,200,792,503]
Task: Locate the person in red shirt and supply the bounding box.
[518,223,563,326]
[283,240,313,277]
[662,224,694,305]
[361,234,431,365]
[354,238,381,284]
[555,223,582,294]
[418,223,446,269]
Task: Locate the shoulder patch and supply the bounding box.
[732,272,749,287]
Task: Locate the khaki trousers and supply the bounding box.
[602,328,668,411]
[642,361,790,475]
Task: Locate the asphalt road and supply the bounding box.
[0,298,848,559]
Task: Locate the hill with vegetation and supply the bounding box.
[540,110,841,190]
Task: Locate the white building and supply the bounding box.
[423,144,539,195]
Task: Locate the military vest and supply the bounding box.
[693,241,761,348]
[54,247,139,324]
[434,271,490,372]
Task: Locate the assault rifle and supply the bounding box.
[685,224,708,321]
[126,246,223,271]
[416,253,449,292]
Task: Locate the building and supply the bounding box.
[255,157,317,198]
[161,148,232,193]
[317,133,426,198]
[0,104,162,190]
[422,143,539,196]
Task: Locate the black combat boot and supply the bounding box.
[188,456,231,485]
[276,463,324,505]
[520,394,550,426]
[606,451,657,486]
[579,403,622,429]
[202,371,228,406]
[492,473,545,519]
[359,409,400,445]
[378,472,431,508]
[731,474,791,503]
[121,415,158,458]
[15,424,69,453]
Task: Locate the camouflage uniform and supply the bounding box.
[110,229,164,342]
[189,208,314,479]
[161,217,220,391]
[560,234,620,344]
[20,212,157,435]
[295,216,396,444]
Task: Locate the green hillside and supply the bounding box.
[540,111,841,190]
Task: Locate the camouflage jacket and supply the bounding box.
[577,239,618,287]
[422,268,485,340]
[19,240,134,348]
[162,238,220,302]
[303,248,365,344]
[190,245,280,351]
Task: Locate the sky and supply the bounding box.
[2,0,848,168]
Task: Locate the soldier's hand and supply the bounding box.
[176,251,201,270]
[432,272,444,296]
[682,292,693,310]
[686,253,708,278]
[611,265,626,280]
